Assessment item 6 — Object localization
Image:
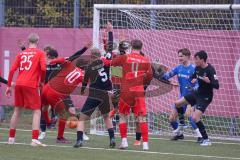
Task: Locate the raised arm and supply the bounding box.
[103,22,114,53]
[107,31,113,53]
[67,41,92,62]
[50,57,66,64]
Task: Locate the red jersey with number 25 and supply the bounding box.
[7,48,46,88]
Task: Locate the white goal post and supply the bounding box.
[91,4,240,141]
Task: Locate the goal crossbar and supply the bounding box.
[94,4,240,10]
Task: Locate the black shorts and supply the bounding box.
[184,92,212,113]
[81,91,110,117]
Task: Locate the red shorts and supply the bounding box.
[41,84,67,113]
[14,85,41,110]
[119,97,147,116]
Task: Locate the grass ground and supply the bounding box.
[0,127,240,160]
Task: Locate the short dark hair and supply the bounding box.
[131,39,143,50]
[47,49,58,58]
[118,40,131,55]
[194,50,208,62]
[43,45,54,53]
[178,48,191,57]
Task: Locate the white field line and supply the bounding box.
[0,127,240,146]
[0,141,240,160]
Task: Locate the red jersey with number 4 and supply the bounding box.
[47,57,84,95]
[111,52,153,92]
[7,48,46,88]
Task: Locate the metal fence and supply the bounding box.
[0,0,238,28]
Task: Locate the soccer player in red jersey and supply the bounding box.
[6,33,47,146]
[41,42,91,125]
[111,39,153,150]
[109,40,143,146]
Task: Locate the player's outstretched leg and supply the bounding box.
[74,119,84,148]
[192,110,211,146]
[184,105,203,143]
[169,105,184,141]
[176,106,186,127]
[189,116,203,143]
[138,116,149,150]
[73,112,91,148]
[8,107,22,144]
[134,121,141,146]
[56,118,71,144]
[103,114,116,148]
[119,114,128,149]
[31,109,46,147]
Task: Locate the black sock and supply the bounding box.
[112,120,117,131]
[108,128,115,140]
[51,108,56,119]
[196,121,208,140]
[136,132,141,141]
[40,119,46,132]
[176,107,185,125]
[77,131,83,141]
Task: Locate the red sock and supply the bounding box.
[9,129,16,138]
[140,122,148,142]
[119,123,127,139]
[32,130,39,139]
[43,110,51,125]
[57,118,66,138]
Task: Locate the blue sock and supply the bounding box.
[170,121,179,130]
[189,116,198,130]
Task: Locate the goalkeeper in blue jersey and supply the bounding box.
[162,48,202,142]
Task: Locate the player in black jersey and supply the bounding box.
[175,50,219,146]
[74,48,116,148]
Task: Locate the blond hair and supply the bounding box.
[28,33,39,44]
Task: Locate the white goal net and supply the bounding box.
[91,4,240,140]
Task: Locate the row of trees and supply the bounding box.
[4,0,235,28]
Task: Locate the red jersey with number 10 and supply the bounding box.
[7,48,46,88]
[47,57,84,95]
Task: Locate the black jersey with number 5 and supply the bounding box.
[81,59,112,93]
